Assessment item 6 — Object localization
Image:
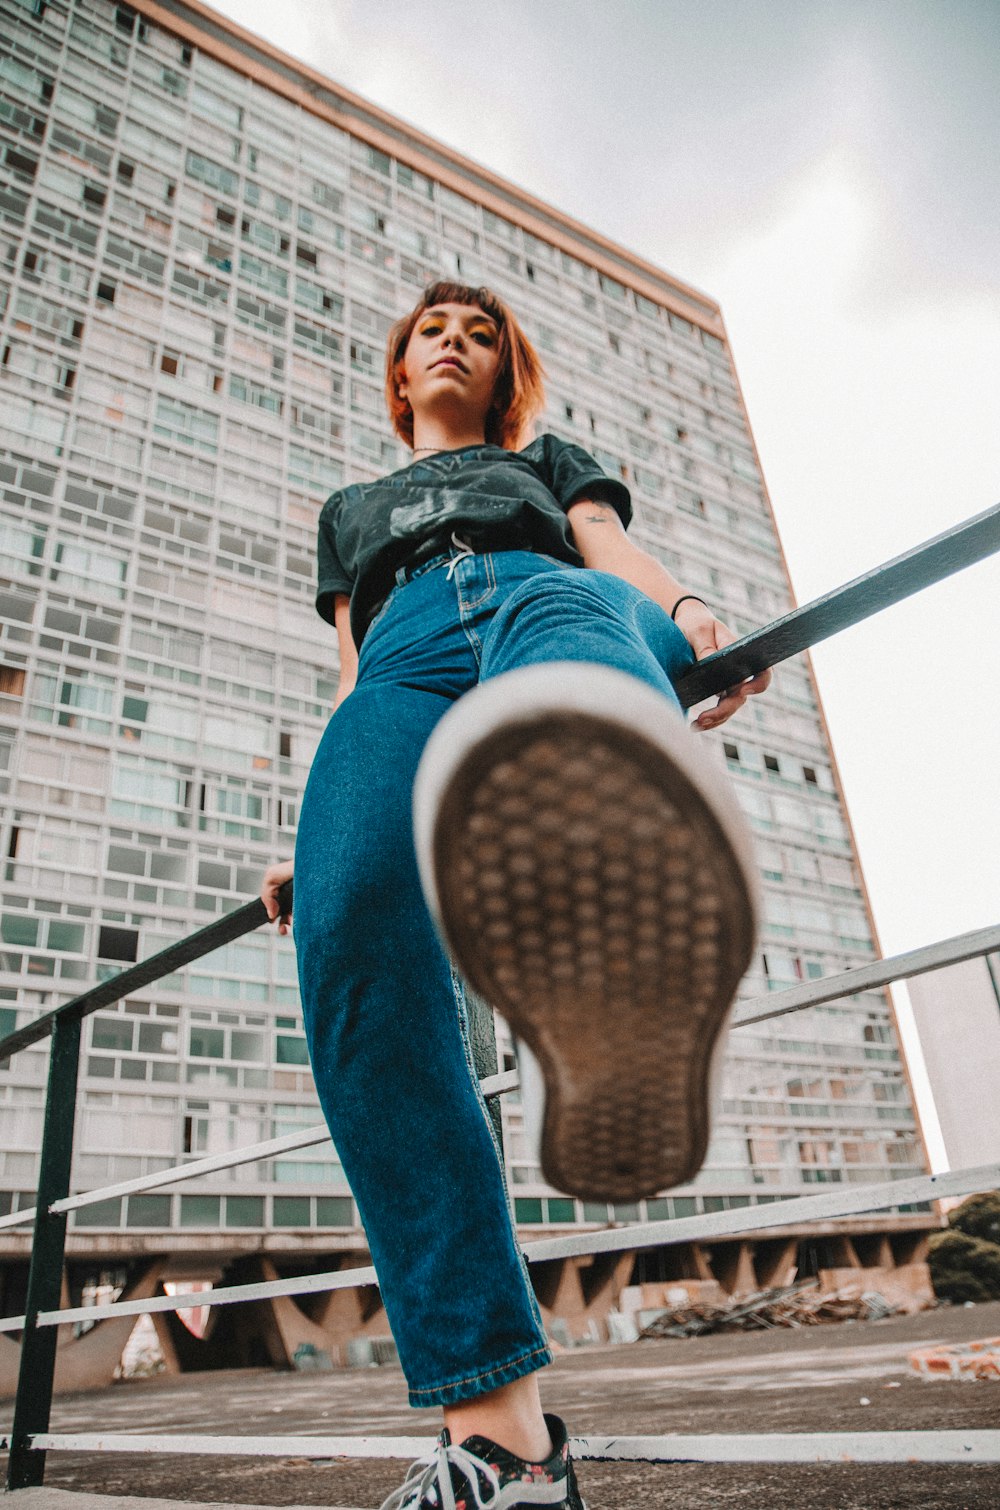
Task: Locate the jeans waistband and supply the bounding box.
[394,532,534,587]
[394,551,454,587]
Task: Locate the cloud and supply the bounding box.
[684,147,1000,990]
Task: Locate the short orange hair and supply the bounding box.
[385,281,545,451]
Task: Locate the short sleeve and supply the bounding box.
[315,494,353,626]
[535,434,633,528]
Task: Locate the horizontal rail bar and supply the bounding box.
[2,506,996,1063]
[0,1071,521,1233]
[675,500,1000,706]
[0,1120,326,1232]
[733,921,1000,1028]
[6,1431,999,1465]
[574,1431,1000,1464]
[5,920,992,1232]
[521,1161,997,1263]
[0,880,290,1062]
[28,1260,382,1329]
[12,1161,992,1333]
[45,1067,515,1218]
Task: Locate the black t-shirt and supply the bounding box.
[316,433,632,645]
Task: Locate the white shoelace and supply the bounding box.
[444,531,476,579]
[379,1436,502,1510]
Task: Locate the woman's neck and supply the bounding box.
[411,420,487,457]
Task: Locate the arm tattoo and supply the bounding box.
[582,502,616,523]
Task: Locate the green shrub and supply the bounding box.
[949,1191,1000,1246]
[928,1227,1000,1304]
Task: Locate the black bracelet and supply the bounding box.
[671,594,708,621]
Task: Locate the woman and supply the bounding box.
[261,281,769,1509]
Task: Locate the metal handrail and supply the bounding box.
[674,500,1000,706]
[0,1158,993,1336]
[3,502,999,1490]
[1,504,997,1067]
[0,1069,520,1233]
[0,885,291,1064]
[0,921,995,1235]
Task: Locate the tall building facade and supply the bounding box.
[0,0,927,1330]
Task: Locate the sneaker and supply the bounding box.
[413,662,759,1201]
[379,1413,586,1508]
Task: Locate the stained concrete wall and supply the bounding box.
[0,1262,164,1399]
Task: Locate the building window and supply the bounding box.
[276,1033,309,1065]
[97,925,138,962]
[225,1195,264,1228]
[126,1195,171,1227]
[274,1196,310,1227]
[180,1194,221,1226]
[315,1196,352,1226]
[74,1198,123,1227]
[547,1199,576,1223]
[189,1026,224,1058]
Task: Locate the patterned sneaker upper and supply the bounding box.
[378,1412,585,1509]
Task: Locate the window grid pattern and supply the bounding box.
[0,0,921,1235]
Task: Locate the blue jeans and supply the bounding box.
[293,550,695,1405]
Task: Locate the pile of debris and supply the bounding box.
[637,1280,911,1339]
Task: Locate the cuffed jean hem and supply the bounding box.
[407,1340,554,1408]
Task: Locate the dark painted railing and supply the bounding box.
[3,885,292,1490]
[675,500,999,706]
[1,502,998,1489]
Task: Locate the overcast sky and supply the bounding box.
[210,0,1000,1163]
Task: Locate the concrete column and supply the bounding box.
[0,1260,165,1398]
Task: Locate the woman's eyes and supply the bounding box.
[418,323,495,345]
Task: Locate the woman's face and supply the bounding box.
[398,302,501,432]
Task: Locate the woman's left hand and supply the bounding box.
[673,599,772,732]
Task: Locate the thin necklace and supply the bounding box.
[411,442,484,457]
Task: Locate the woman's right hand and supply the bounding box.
[260,859,294,935]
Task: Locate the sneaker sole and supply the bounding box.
[414,663,760,1201]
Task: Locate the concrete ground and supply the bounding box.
[3,1300,1000,1510]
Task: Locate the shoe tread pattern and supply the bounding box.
[432,712,756,1200]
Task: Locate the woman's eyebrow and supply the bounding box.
[421,307,498,329]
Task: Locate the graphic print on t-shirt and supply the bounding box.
[390,489,513,539]
[315,435,633,646]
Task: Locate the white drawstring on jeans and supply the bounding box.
[445,531,476,580]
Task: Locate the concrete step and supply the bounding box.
[3,1492,365,1510]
